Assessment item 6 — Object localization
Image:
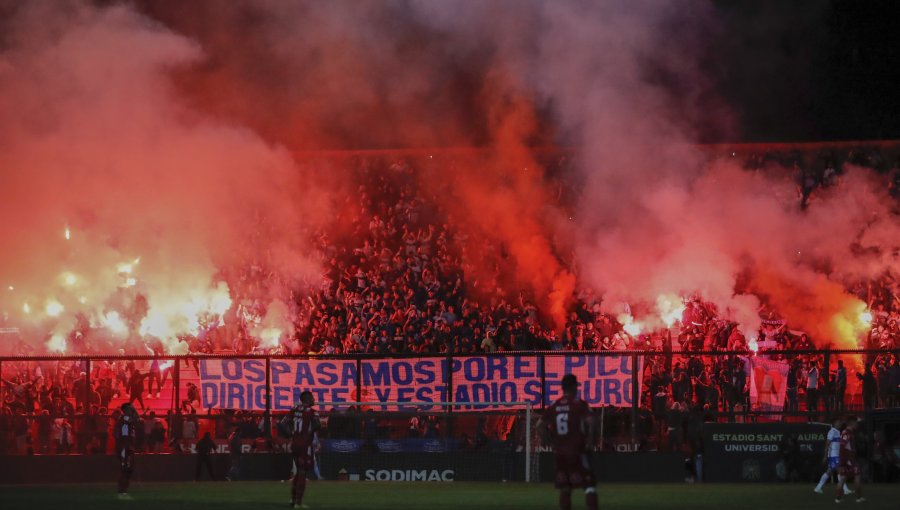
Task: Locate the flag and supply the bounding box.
[749,357,789,412]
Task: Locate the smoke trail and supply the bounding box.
[415,94,576,329]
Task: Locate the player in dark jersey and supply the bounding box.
[538,374,598,510]
[284,391,320,509]
[835,416,865,503]
[114,403,137,500]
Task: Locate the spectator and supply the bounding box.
[147,355,164,399]
[55,417,73,454]
[97,379,114,410]
[95,407,109,455]
[408,415,420,438]
[149,417,166,453]
[12,409,29,454]
[71,372,87,411]
[480,330,497,353]
[888,358,900,407]
[186,383,201,409]
[805,361,820,417]
[858,365,878,411]
[127,370,147,412]
[784,360,800,413]
[834,360,847,411]
[665,400,685,452]
[226,427,242,481]
[36,410,52,454]
[182,412,198,452]
[167,409,183,452]
[195,432,217,481]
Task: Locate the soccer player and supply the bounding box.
[835,416,865,503]
[539,374,598,510]
[114,403,137,500]
[285,391,320,509]
[815,417,851,494]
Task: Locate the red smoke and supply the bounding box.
[751,267,871,350]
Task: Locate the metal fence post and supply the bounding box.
[85,357,92,412]
[446,354,454,405]
[447,353,458,438]
[264,356,272,437]
[173,358,181,413]
[823,350,831,413]
[539,354,546,409]
[356,357,362,402]
[631,353,639,444]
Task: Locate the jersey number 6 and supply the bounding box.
[556,413,569,436]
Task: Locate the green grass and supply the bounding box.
[0,481,896,510]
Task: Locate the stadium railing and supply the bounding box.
[0,349,897,458]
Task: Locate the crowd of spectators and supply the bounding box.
[1,148,896,360]
[0,357,271,457]
[260,151,899,359]
[1,146,899,456]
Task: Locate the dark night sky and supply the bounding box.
[9,0,897,145]
[123,0,900,146]
[711,0,900,143]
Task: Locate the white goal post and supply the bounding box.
[315,401,538,482]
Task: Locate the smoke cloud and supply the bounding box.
[0,1,325,353]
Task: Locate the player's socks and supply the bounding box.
[585,489,599,510]
[816,473,829,491]
[559,491,572,510]
[294,473,308,507]
[118,475,130,495]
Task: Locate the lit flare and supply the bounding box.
[45,300,64,317]
[618,314,642,336]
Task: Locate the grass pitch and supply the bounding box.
[1,481,896,510]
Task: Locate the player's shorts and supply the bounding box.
[554,452,595,489]
[827,457,839,470]
[291,440,314,471]
[119,447,135,474]
[838,462,860,478]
